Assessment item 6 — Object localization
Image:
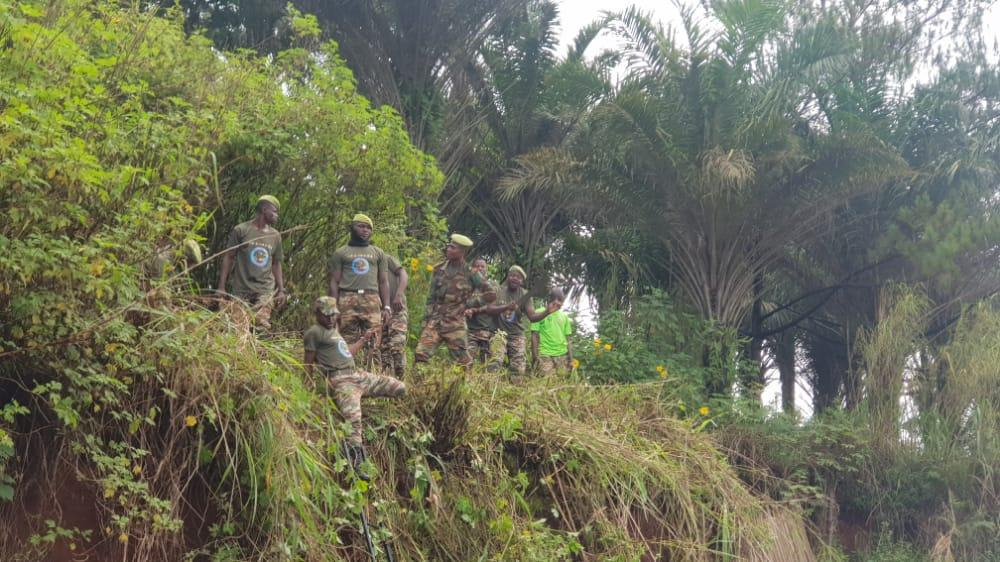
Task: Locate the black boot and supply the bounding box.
[344,442,371,481]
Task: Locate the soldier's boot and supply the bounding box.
[392,352,406,379]
[344,442,371,481]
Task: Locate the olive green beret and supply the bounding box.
[313,296,339,316]
[508,265,526,279]
[352,213,373,228]
[182,239,203,265]
[257,194,280,210]
[450,233,474,248]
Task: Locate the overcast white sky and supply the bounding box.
[554,0,1000,60]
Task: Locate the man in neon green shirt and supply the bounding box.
[530,288,573,375]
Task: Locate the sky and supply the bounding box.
[554,0,1000,59]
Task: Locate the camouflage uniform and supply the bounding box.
[537,355,569,375]
[304,309,405,447]
[224,220,283,330]
[326,369,406,446]
[466,279,500,364]
[380,255,408,378]
[329,243,388,367]
[415,262,493,365]
[495,282,530,376]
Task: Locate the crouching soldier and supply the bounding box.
[303,296,406,478]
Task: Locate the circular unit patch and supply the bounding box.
[249,246,271,268]
[351,257,371,276]
[337,339,353,358]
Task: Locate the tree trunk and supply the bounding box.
[774,332,796,415]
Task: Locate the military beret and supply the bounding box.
[450,233,474,248]
[182,239,203,265]
[313,296,339,316]
[508,265,526,279]
[352,213,373,228]
[257,194,280,210]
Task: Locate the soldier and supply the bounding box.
[464,258,499,365]
[328,213,390,366]
[481,265,558,378]
[217,195,287,330]
[414,234,494,368]
[530,288,574,375]
[304,296,406,478]
[380,252,409,378]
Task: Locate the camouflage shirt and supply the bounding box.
[466,278,500,331]
[425,261,493,327]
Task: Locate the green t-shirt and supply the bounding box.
[386,254,406,306]
[303,324,355,372]
[495,282,529,335]
[226,220,283,298]
[530,309,573,357]
[329,244,387,291]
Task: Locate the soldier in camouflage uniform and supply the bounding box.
[414,234,494,368]
[217,195,287,330]
[379,253,409,378]
[481,265,559,378]
[304,296,406,478]
[328,213,390,368]
[464,258,499,365]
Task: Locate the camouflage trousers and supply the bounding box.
[326,369,406,446]
[415,317,471,365]
[380,306,408,378]
[498,332,527,376]
[338,291,382,367]
[234,291,275,331]
[467,329,495,365]
[538,354,569,375]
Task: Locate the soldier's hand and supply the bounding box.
[274,289,288,308]
[364,327,379,341]
[464,308,476,318]
[391,295,405,313]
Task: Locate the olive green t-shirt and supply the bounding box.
[496,282,529,335]
[329,244,387,291]
[303,324,355,372]
[386,254,406,306]
[226,220,283,298]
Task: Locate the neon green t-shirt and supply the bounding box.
[530,309,572,357]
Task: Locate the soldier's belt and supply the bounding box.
[321,367,355,378]
[340,288,374,294]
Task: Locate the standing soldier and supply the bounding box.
[304,296,406,479]
[414,234,493,368]
[481,265,558,378]
[380,252,409,378]
[464,258,499,365]
[328,214,390,367]
[217,195,287,330]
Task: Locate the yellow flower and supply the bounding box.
[699,406,711,416]
[410,257,420,270]
[603,343,612,351]
[425,264,434,272]
[132,464,142,475]
[594,337,602,345]
[571,358,580,369]
[118,532,129,544]
[184,415,197,428]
